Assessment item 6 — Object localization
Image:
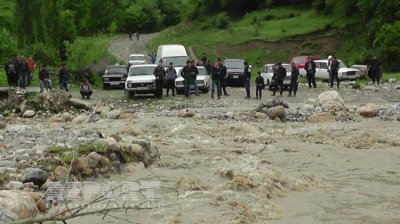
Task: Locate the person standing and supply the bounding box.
[200,53,208,66]
[305,59,317,88]
[255,72,264,99]
[18,56,29,89]
[27,56,36,86]
[39,64,52,93]
[5,58,16,88]
[181,60,192,97]
[243,61,251,99]
[211,59,222,100]
[288,62,299,97]
[330,57,340,89]
[58,62,70,92]
[367,55,382,85]
[136,31,140,41]
[220,63,229,96]
[272,62,286,97]
[153,60,166,98]
[327,55,333,87]
[165,62,177,96]
[190,60,199,96]
[80,79,93,99]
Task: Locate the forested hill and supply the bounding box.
[0,0,399,71]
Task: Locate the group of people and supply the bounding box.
[4,56,36,89]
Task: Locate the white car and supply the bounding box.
[175,66,210,94]
[125,64,157,99]
[128,54,146,67]
[261,63,292,91]
[314,60,361,80]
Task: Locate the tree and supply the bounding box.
[374,21,400,71]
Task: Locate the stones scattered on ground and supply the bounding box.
[68,98,92,110]
[22,110,36,118]
[0,121,6,129]
[308,112,335,123]
[52,166,69,181]
[0,190,39,222]
[72,114,88,124]
[21,168,48,188]
[317,91,344,111]
[178,109,196,118]
[255,112,268,119]
[356,103,380,118]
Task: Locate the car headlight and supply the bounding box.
[127,83,132,88]
[104,78,109,81]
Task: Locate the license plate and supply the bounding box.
[110,82,121,85]
[283,80,291,85]
[233,75,239,79]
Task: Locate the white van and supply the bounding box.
[156,45,188,68]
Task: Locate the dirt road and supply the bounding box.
[109,33,159,62]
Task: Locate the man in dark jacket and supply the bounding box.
[18,56,29,89]
[181,60,192,97]
[39,64,52,93]
[255,72,264,99]
[272,62,286,97]
[220,64,229,96]
[165,62,177,96]
[190,60,199,96]
[211,59,222,100]
[153,60,166,98]
[330,57,340,89]
[243,61,251,99]
[5,58,17,88]
[201,53,208,66]
[305,59,317,88]
[58,63,70,92]
[368,55,381,85]
[288,62,299,97]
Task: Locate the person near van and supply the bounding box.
[165,62,177,96]
[80,79,93,99]
[255,72,264,99]
[5,58,17,88]
[181,60,192,97]
[288,62,299,97]
[220,63,229,96]
[17,56,29,89]
[153,59,166,98]
[211,59,222,100]
[272,62,286,97]
[243,61,251,99]
[39,64,52,93]
[330,57,340,89]
[305,59,317,88]
[27,56,36,86]
[367,55,381,85]
[327,55,333,86]
[190,60,199,96]
[58,62,70,92]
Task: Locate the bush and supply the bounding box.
[312,0,326,11]
[0,28,18,63]
[25,43,60,66]
[374,21,400,71]
[214,13,231,29]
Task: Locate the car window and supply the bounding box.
[224,61,245,69]
[129,56,145,61]
[339,61,347,68]
[293,58,305,64]
[128,66,155,76]
[317,62,328,69]
[283,65,291,71]
[198,67,205,76]
[263,66,268,73]
[105,67,127,74]
[163,56,187,67]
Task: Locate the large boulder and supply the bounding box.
[255,112,268,119]
[266,106,286,120]
[68,98,92,110]
[308,112,335,123]
[0,190,39,221]
[21,168,48,188]
[38,90,71,112]
[22,110,36,118]
[317,91,344,111]
[356,103,380,118]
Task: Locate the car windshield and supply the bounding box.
[197,67,205,76]
[129,56,145,61]
[105,67,127,74]
[224,61,245,69]
[339,60,347,68]
[128,66,155,76]
[293,58,305,63]
[163,57,187,67]
[283,65,291,71]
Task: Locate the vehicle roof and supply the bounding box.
[129,54,145,56]
[314,59,342,63]
[129,64,157,68]
[224,59,245,61]
[106,65,127,68]
[264,63,290,66]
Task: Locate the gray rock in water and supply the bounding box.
[21,168,48,188]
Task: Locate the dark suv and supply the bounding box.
[102,65,128,89]
[223,59,245,87]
